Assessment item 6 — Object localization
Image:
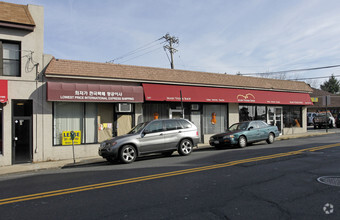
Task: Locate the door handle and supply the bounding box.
[160,133,163,136]
[178,131,182,133]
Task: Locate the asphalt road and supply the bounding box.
[0,134,340,219]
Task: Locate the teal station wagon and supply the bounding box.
[209,121,280,148]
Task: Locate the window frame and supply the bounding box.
[52,102,102,146]
[0,40,21,77]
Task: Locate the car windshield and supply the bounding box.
[228,122,249,131]
[128,122,149,134]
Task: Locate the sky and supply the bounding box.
[6,0,340,88]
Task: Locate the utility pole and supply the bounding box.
[162,33,179,69]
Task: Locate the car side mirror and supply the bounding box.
[248,126,254,130]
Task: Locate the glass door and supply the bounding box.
[169,109,184,119]
[12,100,33,164]
[268,107,282,134]
[13,118,32,163]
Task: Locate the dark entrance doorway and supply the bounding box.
[12,100,32,164]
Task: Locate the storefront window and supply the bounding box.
[283,106,302,127]
[85,103,97,143]
[239,105,266,122]
[53,102,107,145]
[203,105,227,134]
[143,103,170,121]
[53,103,84,145]
[97,103,114,142]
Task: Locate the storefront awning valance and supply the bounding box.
[143,83,313,105]
[47,82,144,103]
[0,80,8,103]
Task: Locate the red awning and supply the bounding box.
[0,80,8,103]
[143,83,313,105]
[47,82,144,103]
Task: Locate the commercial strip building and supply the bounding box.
[309,88,340,116]
[0,2,313,166]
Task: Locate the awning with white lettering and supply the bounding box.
[47,82,143,103]
[142,83,313,105]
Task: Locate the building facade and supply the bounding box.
[0,2,313,166]
[0,2,52,166]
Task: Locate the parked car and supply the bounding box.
[307,112,316,126]
[313,112,335,129]
[209,120,280,148]
[99,119,199,164]
[336,113,340,128]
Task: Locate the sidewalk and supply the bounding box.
[0,130,338,176]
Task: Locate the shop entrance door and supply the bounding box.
[268,107,282,134]
[12,100,33,164]
[169,109,184,119]
[13,117,32,163]
[117,114,132,136]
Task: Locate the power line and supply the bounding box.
[239,64,340,76]
[119,46,163,64]
[289,74,340,81]
[107,38,163,63]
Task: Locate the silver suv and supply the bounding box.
[99,119,199,164]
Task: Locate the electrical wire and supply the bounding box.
[119,46,164,64]
[289,74,340,81]
[107,38,164,63]
[240,64,340,76]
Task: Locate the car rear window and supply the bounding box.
[165,120,182,131]
[178,119,192,128]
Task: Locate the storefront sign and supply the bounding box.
[62,130,81,145]
[143,83,313,105]
[47,82,144,103]
[311,97,318,102]
[0,80,8,103]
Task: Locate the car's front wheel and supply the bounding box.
[266,133,275,144]
[238,136,247,148]
[119,145,137,164]
[178,139,193,156]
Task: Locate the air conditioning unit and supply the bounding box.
[117,103,132,112]
[191,104,199,110]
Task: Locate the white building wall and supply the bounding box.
[228,103,239,126]
[0,5,46,166]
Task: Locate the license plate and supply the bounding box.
[214,140,219,144]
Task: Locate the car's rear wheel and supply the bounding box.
[266,133,275,144]
[238,136,247,148]
[119,145,137,164]
[178,139,193,156]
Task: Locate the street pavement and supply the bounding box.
[0,128,339,176]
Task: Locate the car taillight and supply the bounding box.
[196,131,199,136]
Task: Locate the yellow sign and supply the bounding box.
[311,97,318,102]
[62,131,81,145]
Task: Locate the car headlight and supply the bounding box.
[223,135,234,139]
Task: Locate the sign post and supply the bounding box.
[70,131,76,164]
[180,90,184,118]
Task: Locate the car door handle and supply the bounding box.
[160,133,163,136]
[178,131,182,133]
